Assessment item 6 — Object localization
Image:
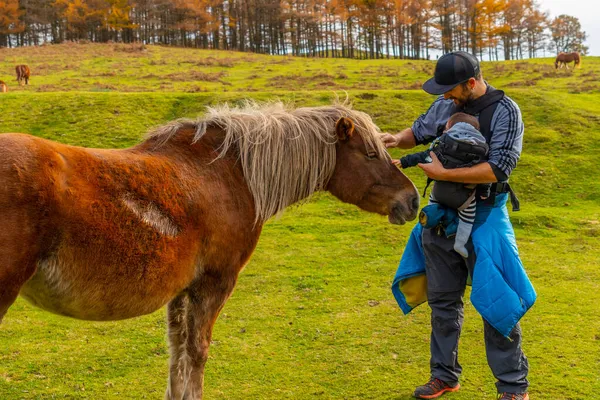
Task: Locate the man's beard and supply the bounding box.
[454,87,476,107]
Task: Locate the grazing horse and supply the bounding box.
[554,52,581,69]
[15,64,30,85]
[0,101,419,399]
[0,80,7,92]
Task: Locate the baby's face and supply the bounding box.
[443,122,452,133]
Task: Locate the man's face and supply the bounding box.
[443,79,475,106]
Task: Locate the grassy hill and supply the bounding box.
[0,44,599,400]
[1,42,599,94]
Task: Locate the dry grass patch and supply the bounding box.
[113,43,147,53]
[167,70,227,82]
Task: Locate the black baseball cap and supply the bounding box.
[422,51,480,95]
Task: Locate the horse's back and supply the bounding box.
[15,64,29,76]
[0,133,54,204]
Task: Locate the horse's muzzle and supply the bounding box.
[388,196,419,225]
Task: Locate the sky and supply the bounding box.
[538,0,599,56]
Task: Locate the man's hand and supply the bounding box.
[417,152,447,180]
[380,128,417,149]
[380,133,399,148]
[418,153,498,184]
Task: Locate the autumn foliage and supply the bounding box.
[0,0,587,59]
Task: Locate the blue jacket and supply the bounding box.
[391,194,536,337]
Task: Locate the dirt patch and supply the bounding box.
[35,84,63,92]
[356,92,377,100]
[167,70,227,82]
[178,57,236,68]
[316,80,337,87]
[399,81,423,90]
[313,72,335,80]
[186,85,209,92]
[506,79,538,87]
[114,43,147,53]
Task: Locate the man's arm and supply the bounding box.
[380,127,417,149]
[382,96,454,149]
[418,152,497,184]
[487,98,524,180]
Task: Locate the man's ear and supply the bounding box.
[335,117,355,141]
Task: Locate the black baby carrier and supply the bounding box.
[431,133,489,170]
[423,133,489,209]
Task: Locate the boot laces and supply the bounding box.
[426,378,446,391]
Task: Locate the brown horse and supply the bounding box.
[0,80,7,92]
[554,52,581,69]
[0,101,419,399]
[16,64,30,85]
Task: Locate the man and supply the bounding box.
[383,51,533,400]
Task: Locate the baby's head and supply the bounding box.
[445,112,480,132]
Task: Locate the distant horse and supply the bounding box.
[0,80,6,92]
[555,52,581,69]
[0,101,419,399]
[16,64,30,85]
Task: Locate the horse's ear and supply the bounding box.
[335,117,355,141]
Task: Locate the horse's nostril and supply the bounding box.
[412,195,420,212]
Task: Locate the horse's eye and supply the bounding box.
[366,152,378,160]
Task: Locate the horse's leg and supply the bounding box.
[167,270,237,400]
[0,230,39,323]
[0,258,33,324]
[165,293,188,400]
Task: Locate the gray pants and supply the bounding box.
[422,227,529,394]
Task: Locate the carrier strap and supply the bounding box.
[478,182,521,212]
[462,86,505,142]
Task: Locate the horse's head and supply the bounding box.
[327,117,419,225]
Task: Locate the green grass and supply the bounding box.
[1,44,600,400]
[1,43,599,93]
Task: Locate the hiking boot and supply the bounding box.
[497,393,529,400]
[413,378,460,399]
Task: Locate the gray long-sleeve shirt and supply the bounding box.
[411,93,524,179]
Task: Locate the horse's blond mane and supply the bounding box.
[147,100,389,223]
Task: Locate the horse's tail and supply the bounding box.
[575,53,581,68]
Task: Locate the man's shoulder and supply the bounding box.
[428,96,455,113]
[432,95,454,106]
[496,94,522,116]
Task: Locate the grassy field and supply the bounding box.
[1,42,599,94]
[0,44,599,400]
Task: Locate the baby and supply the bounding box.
[393,113,489,258]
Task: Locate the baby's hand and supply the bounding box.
[392,159,401,167]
